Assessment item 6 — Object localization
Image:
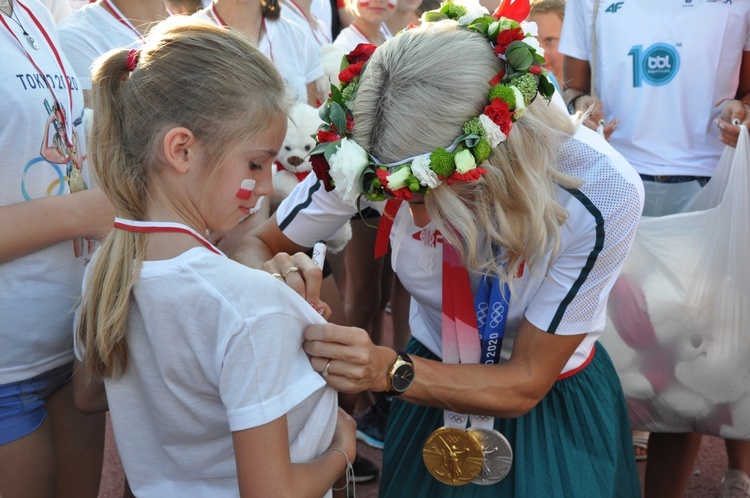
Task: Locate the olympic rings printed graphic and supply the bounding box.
[488,302,507,329]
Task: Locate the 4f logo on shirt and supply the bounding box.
[605,2,624,13]
[628,43,680,87]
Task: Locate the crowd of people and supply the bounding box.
[1,0,749,497]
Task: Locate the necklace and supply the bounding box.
[2,1,38,49]
[113,218,226,257]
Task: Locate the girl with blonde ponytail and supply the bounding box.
[239,6,645,496]
[76,16,355,497]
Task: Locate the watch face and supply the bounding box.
[391,363,414,392]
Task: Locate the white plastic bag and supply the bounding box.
[601,126,750,439]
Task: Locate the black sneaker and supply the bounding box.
[351,455,379,483]
[354,396,390,450]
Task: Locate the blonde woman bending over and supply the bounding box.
[235,0,645,495]
[76,17,355,497]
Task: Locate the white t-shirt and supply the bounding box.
[309,0,332,40]
[276,125,643,374]
[195,9,323,103]
[281,0,332,46]
[332,23,391,52]
[39,0,73,23]
[0,0,89,384]
[57,3,141,91]
[559,0,750,177]
[84,248,337,497]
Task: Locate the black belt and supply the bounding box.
[640,175,710,186]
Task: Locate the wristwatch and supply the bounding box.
[385,349,414,395]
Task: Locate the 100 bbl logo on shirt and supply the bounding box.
[628,43,681,87]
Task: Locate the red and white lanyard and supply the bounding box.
[210,2,274,61]
[284,0,330,45]
[100,0,142,39]
[349,24,373,45]
[113,218,226,257]
[1,0,75,149]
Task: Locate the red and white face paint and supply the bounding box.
[388,0,396,9]
[236,179,255,200]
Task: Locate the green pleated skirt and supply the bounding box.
[379,340,641,498]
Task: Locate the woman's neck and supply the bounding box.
[352,17,384,45]
[385,10,417,35]
[98,0,170,35]
[212,0,263,42]
[285,0,311,14]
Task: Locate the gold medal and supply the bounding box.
[468,428,513,485]
[422,427,484,486]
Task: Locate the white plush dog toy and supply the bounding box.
[273,102,351,253]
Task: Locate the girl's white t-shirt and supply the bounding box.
[83,248,337,497]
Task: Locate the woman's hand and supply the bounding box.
[304,323,395,394]
[716,99,750,147]
[263,252,331,320]
[574,95,618,141]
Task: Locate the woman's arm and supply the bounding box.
[304,318,586,419]
[0,188,114,264]
[233,409,356,497]
[562,56,617,139]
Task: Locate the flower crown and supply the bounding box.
[311,0,554,206]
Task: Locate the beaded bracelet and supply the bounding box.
[325,447,355,497]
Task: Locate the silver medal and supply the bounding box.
[468,428,513,485]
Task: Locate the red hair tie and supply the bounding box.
[126,49,140,72]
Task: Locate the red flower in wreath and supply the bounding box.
[346,43,377,64]
[483,98,513,136]
[494,27,524,55]
[339,61,365,84]
[447,167,488,185]
[317,129,341,143]
[311,154,334,191]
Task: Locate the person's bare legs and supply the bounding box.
[0,417,56,498]
[47,380,106,498]
[726,438,750,474]
[644,432,702,498]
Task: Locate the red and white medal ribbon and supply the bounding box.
[113,218,226,257]
[284,0,330,44]
[100,0,143,39]
[441,242,498,431]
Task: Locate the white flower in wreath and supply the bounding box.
[385,166,413,190]
[520,20,538,37]
[454,149,477,174]
[511,86,527,119]
[410,153,441,188]
[520,33,544,57]
[479,114,507,148]
[329,138,369,206]
[453,0,488,25]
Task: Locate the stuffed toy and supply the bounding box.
[273,102,351,253]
